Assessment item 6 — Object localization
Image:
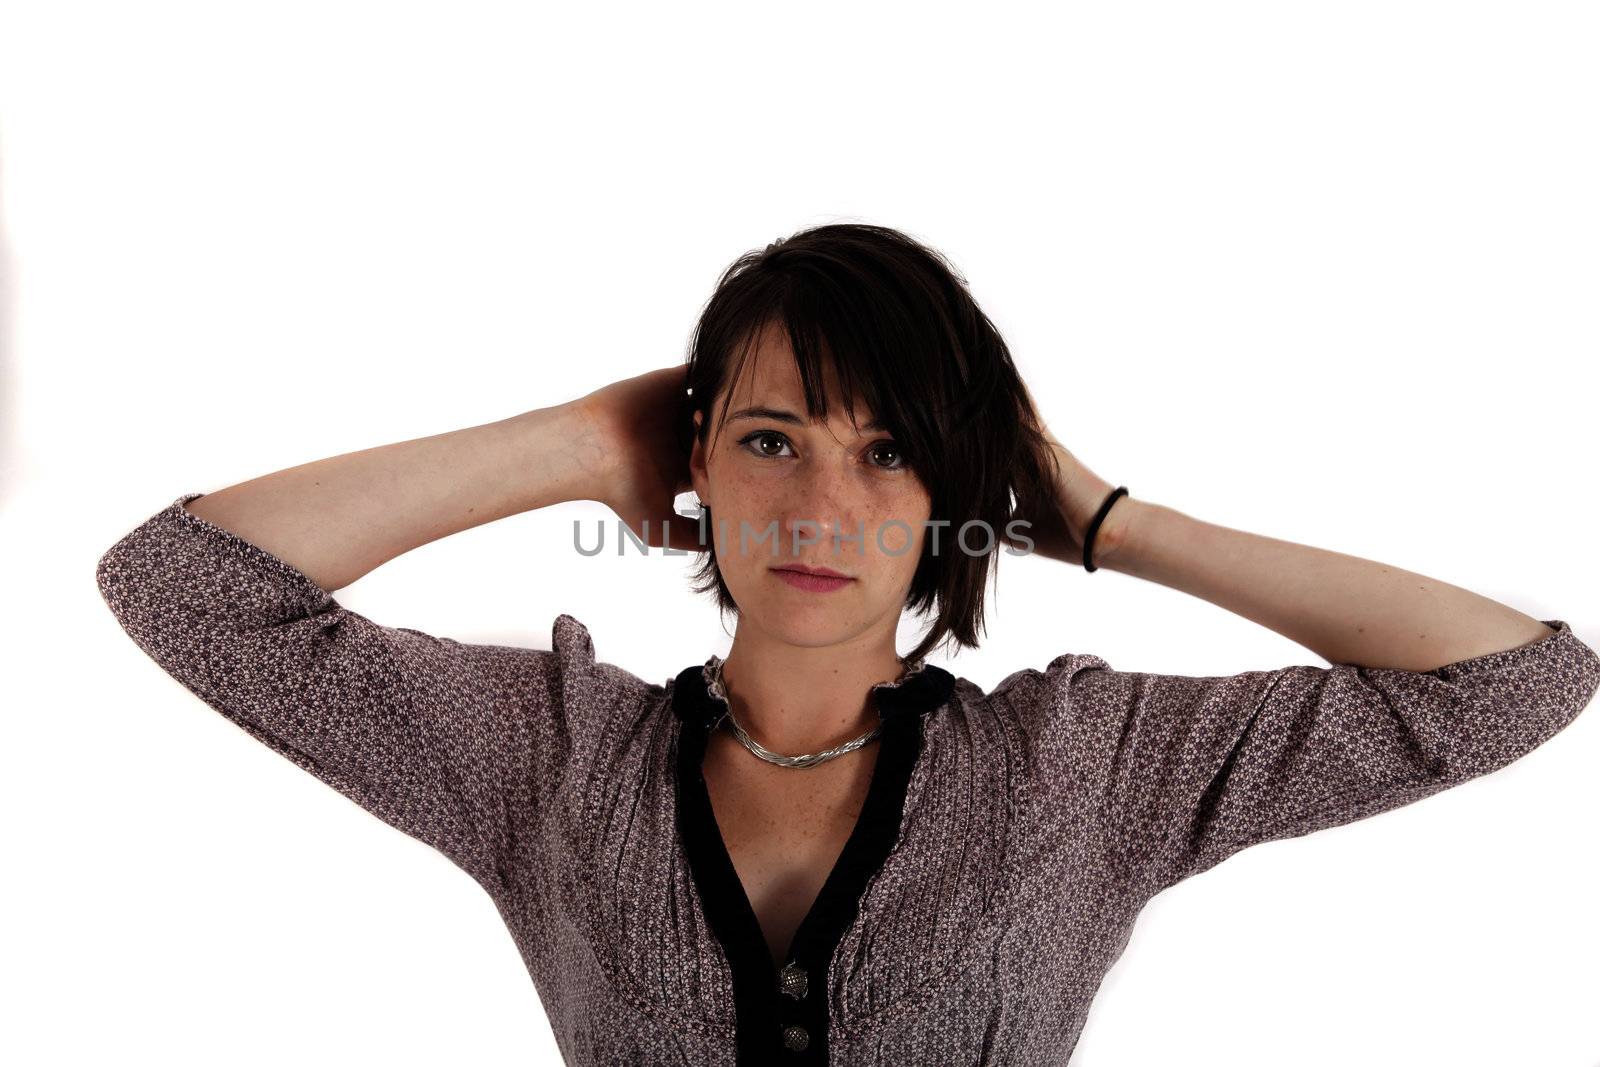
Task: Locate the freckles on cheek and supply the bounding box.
[863,504,927,562]
[712,477,784,561]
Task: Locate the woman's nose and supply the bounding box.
[780,464,864,554]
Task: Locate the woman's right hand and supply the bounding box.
[578,364,708,551]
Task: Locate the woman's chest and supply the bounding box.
[700,733,879,966]
[543,696,1095,1039]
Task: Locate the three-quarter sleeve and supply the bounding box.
[1045,620,1600,895]
[94,492,594,898]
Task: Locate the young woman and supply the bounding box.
[96,224,1600,1065]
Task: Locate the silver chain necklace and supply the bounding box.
[702,654,927,769]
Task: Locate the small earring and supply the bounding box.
[673,491,703,519]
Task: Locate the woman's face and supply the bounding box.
[689,324,933,651]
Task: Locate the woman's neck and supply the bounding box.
[715,630,908,753]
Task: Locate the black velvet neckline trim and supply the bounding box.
[670,660,955,1063]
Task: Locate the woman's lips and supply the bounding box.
[770,566,855,593]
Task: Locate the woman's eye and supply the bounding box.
[739,430,793,458]
[869,442,909,471]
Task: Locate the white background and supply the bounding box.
[3,2,1598,1064]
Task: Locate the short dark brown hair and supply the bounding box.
[677,222,1060,664]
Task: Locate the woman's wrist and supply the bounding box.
[1041,437,1141,570]
[506,399,617,511]
[1087,494,1152,573]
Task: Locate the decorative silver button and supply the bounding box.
[778,961,808,1000]
[782,1024,810,1051]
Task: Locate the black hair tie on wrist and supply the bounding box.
[1082,486,1130,573]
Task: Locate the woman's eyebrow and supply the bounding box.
[726,405,887,433]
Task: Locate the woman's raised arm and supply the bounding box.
[178,397,608,594]
[93,370,700,897]
[1012,432,1599,897]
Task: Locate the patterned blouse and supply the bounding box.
[95,492,1600,1065]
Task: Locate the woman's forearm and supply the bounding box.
[1100,498,1553,671]
[182,400,607,593]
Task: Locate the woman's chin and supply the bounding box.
[742,603,865,649]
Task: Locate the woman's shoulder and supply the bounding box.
[941,651,1126,771]
[466,613,668,776]
[532,612,669,705]
[952,649,1114,707]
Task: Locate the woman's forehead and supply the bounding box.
[717,331,877,430]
